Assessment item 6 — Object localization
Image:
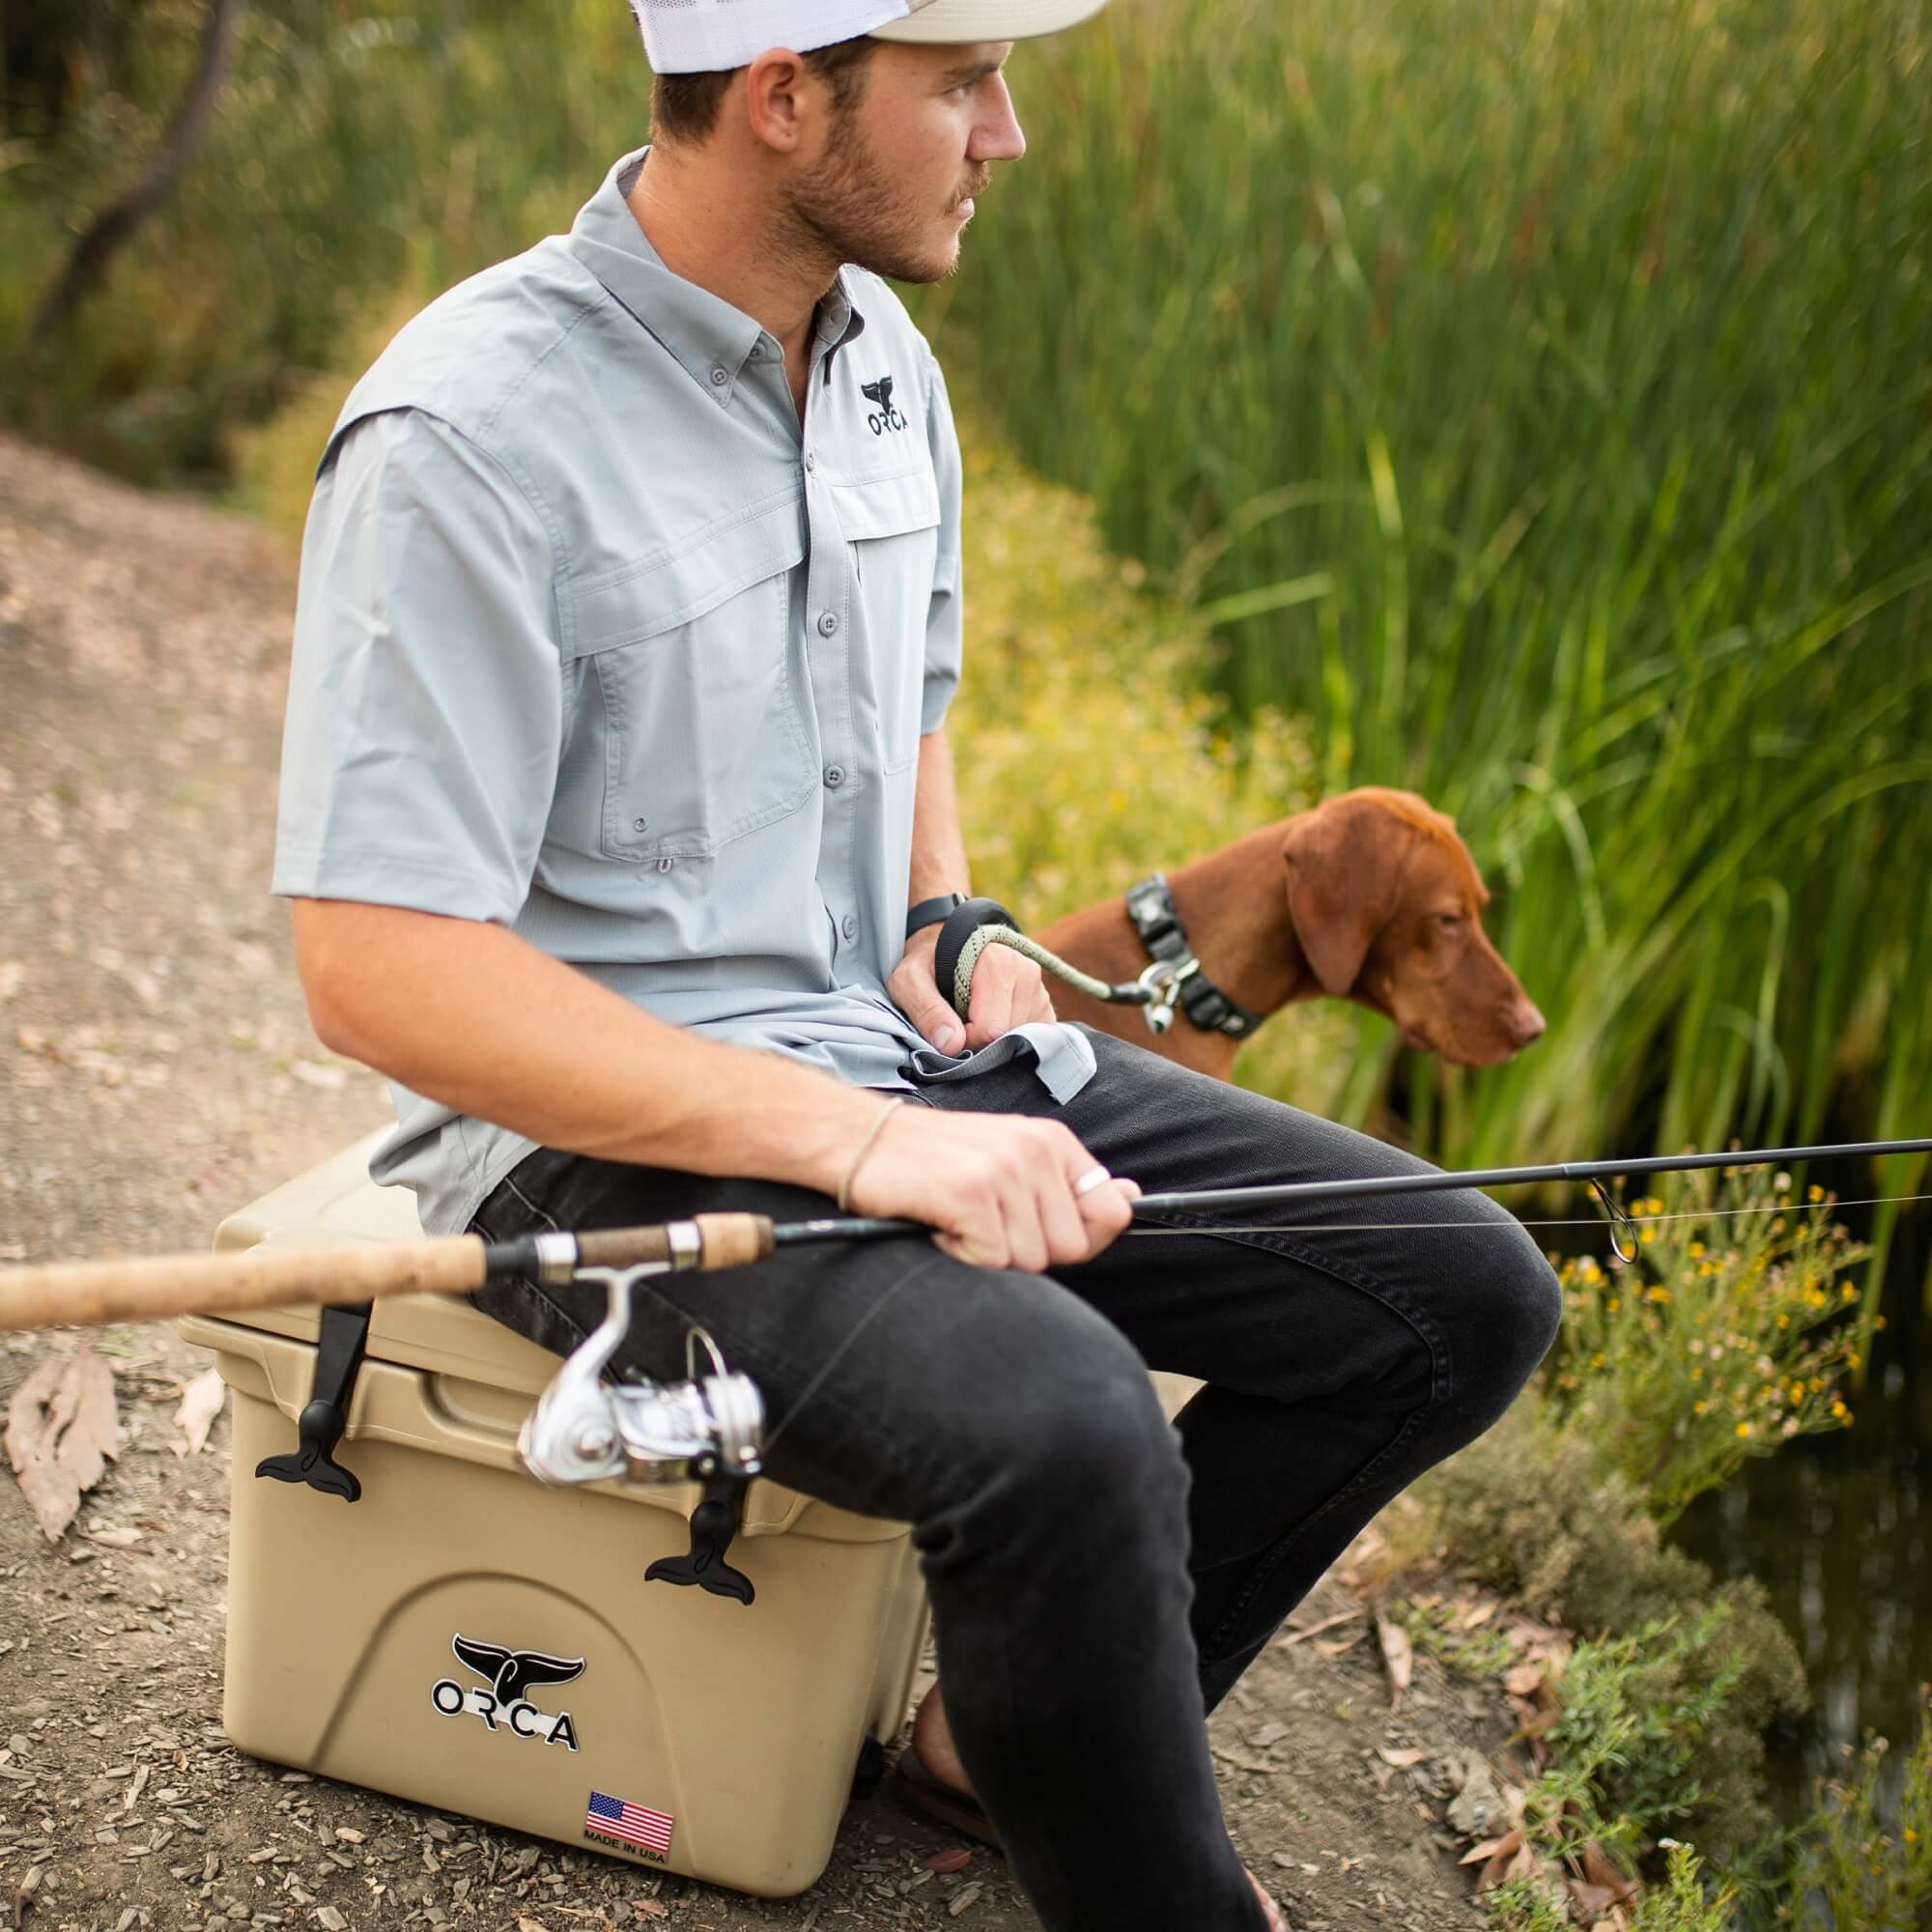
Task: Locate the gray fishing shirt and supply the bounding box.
[272,147,1094,1236]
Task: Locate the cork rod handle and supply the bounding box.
[0,1236,489,1334]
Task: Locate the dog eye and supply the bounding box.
[1435,913,1463,929]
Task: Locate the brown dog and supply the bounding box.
[1029,785,1545,1080]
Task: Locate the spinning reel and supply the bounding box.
[517,1252,769,1605]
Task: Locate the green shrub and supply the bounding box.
[1544,1167,1873,1526]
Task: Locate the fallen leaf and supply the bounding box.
[5,1346,121,1542]
[1279,1609,1363,1646]
[1503,1662,1545,1697]
[518,1919,546,1932]
[947,1879,984,1916]
[1376,1613,1412,1710]
[1461,1831,1518,1866]
[1570,1880,1618,1918]
[1377,1747,1429,1769]
[1580,1841,1639,1904]
[170,1368,225,1458]
[289,1059,348,1091]
[925,1848,972,1873]
[87,1526,143,1548]
[1315,1633,1363,1657]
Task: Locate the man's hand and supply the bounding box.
[845,1102,1139,1272]
[889,923,1058,1056]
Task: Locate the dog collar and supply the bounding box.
[1123,874,1265,1040]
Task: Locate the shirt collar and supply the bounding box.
[566,147,867,409]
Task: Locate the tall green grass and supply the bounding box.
[921,0,1932,1256]
[3,0,1927,1285]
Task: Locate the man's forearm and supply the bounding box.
[292,899,886,1196]
[909,727,972,902]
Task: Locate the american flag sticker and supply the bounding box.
[584,1788,675,1856]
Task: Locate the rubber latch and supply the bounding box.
[255,1300,372,1503]
[643,1456,756,1605]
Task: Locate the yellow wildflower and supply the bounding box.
[1692,1400,1707,1414]
[1807,1184,1824,1203]
[1776,1314,1790,1329]
[1841,1284,1858,1302]
[1688,1240,1705,1259]
[1736,1422,1751,1437]
[1831,1399,1847,1418]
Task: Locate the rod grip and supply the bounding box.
[571,1216,775,1274]
[0,1236,489,1334]
[694,1212,776,1272]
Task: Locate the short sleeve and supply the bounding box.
[920,349,964,735]
[271,409,562,923]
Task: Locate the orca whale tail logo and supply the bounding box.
[861,376,895,413]
[452,1634,586,1704]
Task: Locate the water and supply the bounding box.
[1667,1168,1932,1828]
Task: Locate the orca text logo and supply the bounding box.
[431,1634,583,1751]
[862,375,908,436]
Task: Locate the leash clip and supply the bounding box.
[1136,956,1198,1036]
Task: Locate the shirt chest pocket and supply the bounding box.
[838,466,941,775]
[568,497,815,862]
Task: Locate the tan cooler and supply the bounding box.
[178,1132,933,1897]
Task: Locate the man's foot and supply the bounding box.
[911,1686,1290,1929]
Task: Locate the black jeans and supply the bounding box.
[466,1025,1561,1932]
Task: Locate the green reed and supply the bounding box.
[911,0,1932,1297]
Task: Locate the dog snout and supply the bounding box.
[1509,998,1546,1047]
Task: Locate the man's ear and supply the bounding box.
[1281,796,1415,995]
[745,48,809,154]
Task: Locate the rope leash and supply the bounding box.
[936,895,1207,1035]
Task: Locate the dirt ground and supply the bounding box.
[0,432,1533,1932]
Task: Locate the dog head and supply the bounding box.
[1280,786,1544,1066]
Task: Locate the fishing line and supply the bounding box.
[1121,1191,1932,1239]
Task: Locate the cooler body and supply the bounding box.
[182,1141,931,1897]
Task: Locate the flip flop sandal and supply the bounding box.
[889,1748,1008,1854]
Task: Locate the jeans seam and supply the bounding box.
[1134,1208,1449,1664]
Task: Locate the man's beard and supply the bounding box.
[778,111,985,286]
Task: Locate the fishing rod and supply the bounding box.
[3,1137,1926,1334]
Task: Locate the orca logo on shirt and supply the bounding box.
[862,376,909,436]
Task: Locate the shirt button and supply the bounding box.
[657,857,674,873]
[816,611,839,638]
[709,365,728,387]
[841,913,859,943]
[823,765,845,789]
[803,449,816,472]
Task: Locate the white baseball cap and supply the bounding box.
[635,0,1110,75]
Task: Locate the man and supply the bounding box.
[273,2,1562,1925]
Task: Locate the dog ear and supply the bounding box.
[1281,796,1416,996]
